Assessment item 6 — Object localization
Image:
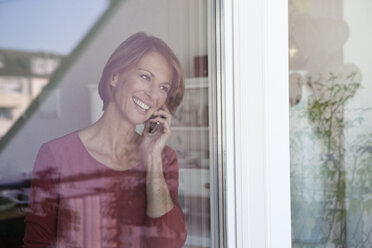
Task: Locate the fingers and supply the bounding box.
[151,106,172,127]
[149,115,170,134]
[153,105,171,117]
[151,110,171,121]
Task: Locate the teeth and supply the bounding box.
[133,97,150,110]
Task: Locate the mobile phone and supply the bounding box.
[148,115,166,133]
[149,120,161,133]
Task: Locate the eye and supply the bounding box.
[160,85,170,93]
[140,74,151,81]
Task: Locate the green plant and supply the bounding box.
[290,70,372,247]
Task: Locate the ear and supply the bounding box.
[110,73,119,87]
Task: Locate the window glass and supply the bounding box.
[289,1,372,247]
[0,54,4,68]
[0,1,214,247]
[0,0,108,139]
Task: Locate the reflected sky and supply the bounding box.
[0,0,108,54]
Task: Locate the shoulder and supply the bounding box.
[39,130,81,157]
[32,131,79,177]
[43,130,80,147]
[34,131,83,175]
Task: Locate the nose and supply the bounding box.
[144,82,158,100]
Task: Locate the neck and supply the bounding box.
[83,104,140,157]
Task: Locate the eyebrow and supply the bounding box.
[137,67,171,85]
[137,68,155,78]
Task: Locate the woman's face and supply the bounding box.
[110,52,173,126]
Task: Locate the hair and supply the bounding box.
[98,32,185,115]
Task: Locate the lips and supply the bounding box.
[133,96,150,111]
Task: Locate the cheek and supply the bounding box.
[157,94,168,107]
[112,86,130,106]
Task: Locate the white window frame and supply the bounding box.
[218,0,292,247]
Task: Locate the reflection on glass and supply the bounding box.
[0,0,108,140]
[0,50,63,138]
[289,1,372,247]
[0,1,211,247]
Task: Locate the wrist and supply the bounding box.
[144,152,163,173]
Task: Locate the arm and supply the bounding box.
[139,106,187,247]
[144,147,187,248]
[23,144,59,248]
[145,150,174,218]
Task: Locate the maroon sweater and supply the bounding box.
[23,131,187,248]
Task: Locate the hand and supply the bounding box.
[139,106,175,217]
[139,106,172,157]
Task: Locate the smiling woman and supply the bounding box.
[23,32,187,248]
[108,52,173,126]
[98,33,184,116]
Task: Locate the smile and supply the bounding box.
[133,97,150,111]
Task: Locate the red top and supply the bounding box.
[23,131,187,248]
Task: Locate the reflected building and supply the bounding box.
[0,49,63,138]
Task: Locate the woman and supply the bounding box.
[23,32,187,248]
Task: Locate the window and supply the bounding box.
[289,1,372,247]
[0,1,220,248]
[0,0,108,141]
[30,57,61,75]
[0,53,4,68]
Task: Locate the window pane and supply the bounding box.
[0,0,108,140]
[289,1,372,247]
[0,1,215,248]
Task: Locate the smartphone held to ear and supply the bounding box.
[148,115,166,133]
[149,121,161,133]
